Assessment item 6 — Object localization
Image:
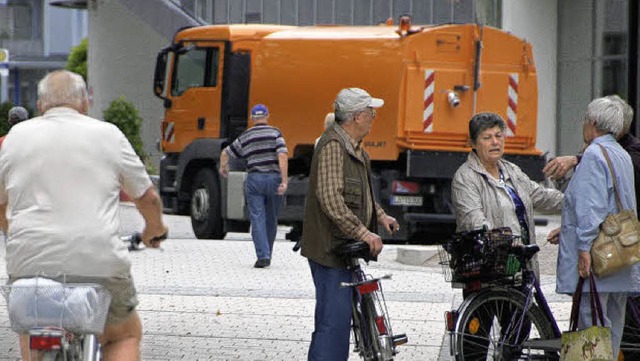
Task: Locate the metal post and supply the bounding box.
[0,67,8,103]
[13,67,19,105]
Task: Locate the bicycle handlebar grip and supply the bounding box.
[292,240,301,252]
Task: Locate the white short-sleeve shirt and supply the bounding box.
[0,107,152,278]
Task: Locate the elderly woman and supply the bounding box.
[451,112,563,357]
[555,97,640,359]
[452,112,563,265]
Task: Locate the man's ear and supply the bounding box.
[36,100,43,114]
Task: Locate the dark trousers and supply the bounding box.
[307,259,353,361]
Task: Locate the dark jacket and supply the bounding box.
[301,125,377,268]
[618,133,640,216]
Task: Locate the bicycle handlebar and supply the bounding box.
[121,233,143,251]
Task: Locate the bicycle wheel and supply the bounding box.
[361,293,394,361]
[453,288,556,361]
[621,295,640,359]
[351,296,367,358]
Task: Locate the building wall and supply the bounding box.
[502,0,558,157]
[88,0,168,165]
[557,0,594,157]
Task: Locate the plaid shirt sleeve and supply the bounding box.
[375,203,387,222]
[317,141,370,241]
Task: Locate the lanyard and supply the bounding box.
[499,169,530,243]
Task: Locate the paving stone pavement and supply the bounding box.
[0,206,571,360]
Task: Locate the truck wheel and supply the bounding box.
[190,168,225,239]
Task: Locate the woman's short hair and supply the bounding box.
[468,112,506,143]
[604,95,633,136]
[37,70,88,113]
[583,97,624,136]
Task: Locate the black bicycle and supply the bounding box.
[440,227,560,360]
[334,241,408,361]
[440,227,640,360]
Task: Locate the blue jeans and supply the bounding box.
[308,259,353,361]
[245,172,283,260]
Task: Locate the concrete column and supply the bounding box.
[502,0,558,157]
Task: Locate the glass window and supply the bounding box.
[199,0,487,26]
[0,3,32,40]
[195,0,212,23]
[171,47,219,96]
[601,59,627,98]
[593,0,628,98]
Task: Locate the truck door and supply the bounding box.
[164,42,225,152]
[221,51,251,142]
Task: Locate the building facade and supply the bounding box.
[0,0,88,111]
[55,0,635,165]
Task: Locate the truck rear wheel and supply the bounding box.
[190,168,225,239]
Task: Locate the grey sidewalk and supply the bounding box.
[0,207,571,360]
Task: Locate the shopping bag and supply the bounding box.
[560,274,613,361]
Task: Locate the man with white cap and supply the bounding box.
[300,88,399,360]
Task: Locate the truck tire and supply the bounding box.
[190,168,225,239]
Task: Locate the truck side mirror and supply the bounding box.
[153,48,169,99]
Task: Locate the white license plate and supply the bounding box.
[390,195,423,206]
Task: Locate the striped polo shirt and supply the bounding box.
[226,124,288,173]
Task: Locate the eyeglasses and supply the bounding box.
[359,108,376,119]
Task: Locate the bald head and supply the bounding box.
[37,70,88,114]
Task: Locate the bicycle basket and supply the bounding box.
[440,227,521,283]
[1,277,112,334]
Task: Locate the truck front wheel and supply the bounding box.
[190,168,225,239]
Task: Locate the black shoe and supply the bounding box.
[254,259,270,268]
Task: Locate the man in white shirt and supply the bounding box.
[0,70,168,361]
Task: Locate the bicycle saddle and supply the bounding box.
[334,241,372,260]
[511,244,540,260]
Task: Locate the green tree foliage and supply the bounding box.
[103,96,146,162]
[66,38,88,82]
[0,101,14,136]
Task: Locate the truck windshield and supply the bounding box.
[171,47,219,96]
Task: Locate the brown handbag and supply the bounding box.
[590,144,640,277]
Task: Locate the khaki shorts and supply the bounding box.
[9,274,138,325]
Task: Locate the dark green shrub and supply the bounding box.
[0,101,14,136]
[66,38,88,82]
[103,96,146,162]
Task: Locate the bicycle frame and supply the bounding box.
[339,255,407,361]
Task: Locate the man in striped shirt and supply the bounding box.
[219,104,288,268]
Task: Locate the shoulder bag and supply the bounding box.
[560,274,614,360]
[590,144,640,277]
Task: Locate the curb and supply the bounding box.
[395,246,438,267]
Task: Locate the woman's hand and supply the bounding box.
[578,251,591,278]
[547,227,561,245]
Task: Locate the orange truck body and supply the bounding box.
[154,23,544,241]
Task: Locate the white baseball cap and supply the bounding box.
[334,88,384,113]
